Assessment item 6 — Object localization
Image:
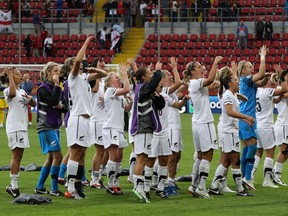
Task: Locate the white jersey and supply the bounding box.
[188,78,214,124]
[217,96,223,133]
[168,88,181,130]
[68,73,92,116]
[221,90,239,133]
[90,80,106,122]
[153,90,175,137]
[256,88,275,128]
[4,88,29,133]
[103,87,126,131]
[275,97,288,126]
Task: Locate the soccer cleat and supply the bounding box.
[90,180,105,189]
[242,178,256,191]
[262,181,279,188]
[57,177,66,185]
[155,190,168,198]
[6,185,20,198]
[106,186,121,195]
[81,179,90,187]
[219,186,236,193]
[237,190,255,197]
[208,187,224,195]
[164,185,178,196]
[34,187,49,194]
[145,191,151,199]
[188,185,198,197]
[64,190,84,200]
[273,178,288,186]
[131,189,150,203]
[195,187,211,198]
[50,190,65,196]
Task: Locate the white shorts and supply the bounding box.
[257,128,276,149]
[169,129,183,152]
[275,125,288,145]
[192,122,218,152]
[218,130,224,149]
[67,115,91,148]
[150,134,172,158]
[221,132,240,153]
[7,131,30,150]
[90,121,104,146]
[134,133,153,155]
[102,128,128,149]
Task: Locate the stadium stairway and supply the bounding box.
[111,28,145,64]
[93,0,106,23]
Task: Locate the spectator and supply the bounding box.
[130,0,138,27]
[230,0,241,18]
[102,0,111,23]
[123,0,131,27]
[110,0,119,23]
[218,0,229,18]
[179,0,188,22]
[146,0,155,22]
[264,18,273,41]
[191,0,200,22]
[56,0,63,22]
[117,0,125,22]
[40,27,48,46]
[44,34,53,57]
[140,0,147,26]
[67,0,74,8]
[21,0,31,18]
[236,20,248,49]
[201,0,211,22]
[32,11,42,34]
[20,73,34,126]
[42,1,50,20]
[110,26,122,53]
[33,35,43,57]
[83,1,94,22]
[256,17,265,41]
[99,26,108,49]
[24,34,33,57]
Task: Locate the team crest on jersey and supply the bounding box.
[113,136,117,140]
[98,136,103,140]
[19,138,24,143]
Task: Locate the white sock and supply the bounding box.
[67,159,78,192]
[114,162,121,187]
[252,155,261,179]
[273,161,283,179]
[211,164,227,189]
[144,166,153,192]
[231,168,244,192]
[263,157,273,183]
[198,159,210,191]
[134,175,144,193]
[10,173,19,189]
[191,158,201,188]
[152,160,159,186]
[107,160,116,187]
[129,152,136,180]
[158,165,168,191]
[92,171,100,183]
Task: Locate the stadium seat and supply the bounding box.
[147,34,156,42]
[136,56,143,64]
[173,49,181,57]
[190,34,198,41]
[207,49,215,56]
[208,34,216,42]
[199,34,207,42]
[79,34,87,42]
[181,49,189,57]
[148,49,157,57]
[218,34,226,42]
[186,41,193,49]
[180,34,188,42]
[61,34,69,42]
[227,34,235,41]
[177,56,185,65]
[272,40,280,48]
[203,41,210,49]
[53,34,60,43]
[278,0,285,7]
[215,48,224,56]
[277,47,285,55]
[211,41,219,49]
[199,49,206,56]
[143,41,151,49]
[273,56,282,64]
[139,48,148,57]
[163,34,171,41]
[269,48,276,56]
[70,34,79,41]
[171,34,179,41]
[190,49,198,56]
[220,41,228,48]
[177,41,185,49]
[169,41,177,49]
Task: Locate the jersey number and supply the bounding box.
[255,97,261,112]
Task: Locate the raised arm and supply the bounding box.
[71,36,95,77]
[168,57,181,94]
[5,68,16,98]
[115,62,130,96]
[252,45,268,83]
[203,56,223,87]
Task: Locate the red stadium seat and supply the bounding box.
[180,34,188,42]
[173,49,181,57]
[70,34,79,41]
[147,34,156,42]
[171,34,179,41]
[208,34,216,41]
[79,34,87,42]
[163,34,171,41]
[139,48,148,57]
[53,34,60,43]
[218,34,226,42]
[190,34,198,41]
[181,49,189,57]
[199,34,207,42]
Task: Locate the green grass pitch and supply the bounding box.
[0,113,287,216]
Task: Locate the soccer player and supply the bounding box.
[237,45,268,190]
[212,66,254,196]
[184,56,222,198]
[130,62,165,203]
[103,62,132,195]
[253,72,288,188]
[35,62,68,196]
[4,67,36,198]
[272,69,288,186]
[64,36,107,199]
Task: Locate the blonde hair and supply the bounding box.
[237,60,247,78]
[104,72,117,91]
[218,66,233,98]
[270,73,279,85]
[43,62,59,80]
